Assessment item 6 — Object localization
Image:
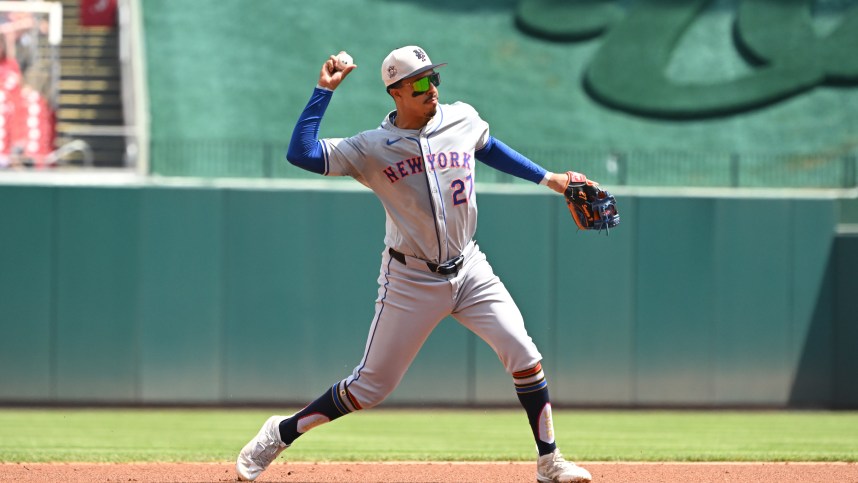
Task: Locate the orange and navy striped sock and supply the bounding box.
[513,362,557,456]
[278,380,362,445]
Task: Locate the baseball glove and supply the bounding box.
[564,171,620,233]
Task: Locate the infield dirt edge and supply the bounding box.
[2,461,857,483]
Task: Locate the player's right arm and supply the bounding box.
[286,88,332,174]
[286,55,357,174]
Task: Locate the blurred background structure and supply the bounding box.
[0,0,856,408]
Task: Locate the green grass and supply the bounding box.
[1,408,856,463]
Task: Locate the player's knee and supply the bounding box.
[501,344,543,376]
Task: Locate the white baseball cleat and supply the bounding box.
[236,415,291,481]
[536,449,592,483]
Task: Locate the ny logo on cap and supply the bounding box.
[413,48,427,62]
[387,65,397,78]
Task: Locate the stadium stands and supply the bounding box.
[0,12,55,168]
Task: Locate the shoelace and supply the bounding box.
[549,452,577,471]
[251,441,280,466]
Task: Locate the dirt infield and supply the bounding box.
[2,462,857,482]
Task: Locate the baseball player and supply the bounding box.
[236,46,594,483]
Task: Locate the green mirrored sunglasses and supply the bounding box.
[410,72,441,93]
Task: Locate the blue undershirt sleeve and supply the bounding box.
[285,87,332,174]
[474,136,547,185]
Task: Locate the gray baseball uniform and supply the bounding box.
[236,47,594,483]
[320,100,541,408]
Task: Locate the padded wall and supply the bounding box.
[1,184,852,407]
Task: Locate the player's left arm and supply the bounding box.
[476,133,619,231]
[475,136,592,193]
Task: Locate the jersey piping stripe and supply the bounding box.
[425,106,448,260]
[426,104,444,137]
[424,106,452,263]
[414,138,444,263]
[426,135,450,261]
[320,139,330,175]
[348,254,395,387]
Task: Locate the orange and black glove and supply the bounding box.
[563,171,620,233]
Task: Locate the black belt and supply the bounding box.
[388,247,464,276]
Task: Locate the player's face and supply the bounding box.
[403,72,440,98]
[393,71,440,118]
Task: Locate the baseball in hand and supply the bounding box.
[335,51,354,71]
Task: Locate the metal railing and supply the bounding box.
[148,140,858,189]
[45,139,94,167]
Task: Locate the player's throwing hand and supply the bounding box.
[318,51,357,91]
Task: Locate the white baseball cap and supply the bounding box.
[381,46,447,87]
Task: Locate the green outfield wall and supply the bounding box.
[140,0,858,187]
[1,183,855,408]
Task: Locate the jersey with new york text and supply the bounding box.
[320,102,489,264]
